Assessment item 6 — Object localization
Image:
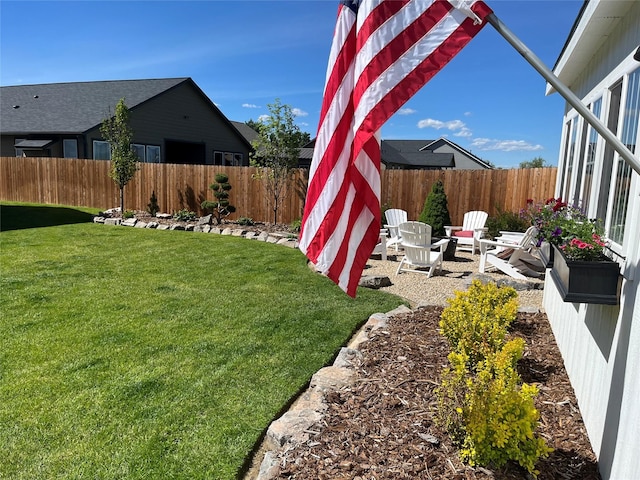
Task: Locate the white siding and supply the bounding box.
[547,2,640,479]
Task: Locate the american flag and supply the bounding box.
[299,0,492,297]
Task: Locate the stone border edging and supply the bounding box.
[93,215,300,249]
[247,304,413,480]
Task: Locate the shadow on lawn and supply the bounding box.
[0,205,95,232]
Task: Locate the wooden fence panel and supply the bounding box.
[0,157,557,226]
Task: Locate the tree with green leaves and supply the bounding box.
[250,99,303,224]
[418,179,451,237]
[519,157,548,168]
[100,98,139,213]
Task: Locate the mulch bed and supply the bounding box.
[275,306,601,479]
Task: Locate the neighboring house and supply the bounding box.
[0,78,252,166]
[297,137,492,170]
[381,138,492,170]
[544,2,639,479]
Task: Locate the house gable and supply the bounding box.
[380,138,491,170]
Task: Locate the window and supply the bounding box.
[233,153,243,166]
[580,98,602,212]
[93,140,111,160]
[132,144,145,162]
[146,145,161,163]
[596,81,622,222]
[213,151,223,165]
[15,138,25,157]
[608,67,639,245]
[562,118,579,201]
[63,139,78,158]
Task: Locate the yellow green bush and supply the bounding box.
[436,281,552,476]
[439,280,518,367]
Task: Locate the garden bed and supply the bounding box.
[272,306,600,479]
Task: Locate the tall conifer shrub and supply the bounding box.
[418,180,451,236]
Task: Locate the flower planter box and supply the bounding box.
[549,245,621,305]
[538,241,554,268]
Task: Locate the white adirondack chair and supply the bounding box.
[396,221,447,278]
[444,210,489,254]
[478,226,544,280]
[384,209,408,251]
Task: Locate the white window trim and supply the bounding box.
[559,51,640,260]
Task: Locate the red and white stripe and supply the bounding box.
[299,0,492,297]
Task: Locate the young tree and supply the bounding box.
[100,98,139,213]
[250,99,304,224]
[519,157,548,168]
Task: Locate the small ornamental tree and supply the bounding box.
[250,99,303,224]
[201,173,236,224]
[100,98,139,213]
[418,179,451,236]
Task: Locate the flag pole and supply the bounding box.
[485,13,640,176]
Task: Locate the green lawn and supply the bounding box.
[0,203,405,479]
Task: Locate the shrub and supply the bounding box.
[173,209,196,222]
[454,340,552,475]
[486,207,529,240]
[439,280,518,367]
[123,209,135,219]
[418,180,451,236]
[290,218,301,233]
[201,173,237,224]
[237,217,254,226]
[147,190,160,216]
[436,281,552,476]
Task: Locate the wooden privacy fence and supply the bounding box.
[0,156,557,225]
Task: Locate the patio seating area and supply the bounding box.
[365,245,545,310]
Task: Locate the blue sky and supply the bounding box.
[0,0,584,168]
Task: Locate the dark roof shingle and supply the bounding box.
[1,78,188,134]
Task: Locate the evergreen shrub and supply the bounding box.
[418,180,451,236]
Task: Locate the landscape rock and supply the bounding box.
[265,409,322,450]
[170,224,185,231]
[146,222,159,229]
[157,224,170,230]
[198,214,212,225]
[359,275,392,289]
[104,218,121,226]
[309,366,355,393]
[333,347,363,369]
[93,216,105,224]
[121,218,137,227]
[156,213,172,219]
[134,221,147,228]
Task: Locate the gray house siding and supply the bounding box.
[84,82,250,165]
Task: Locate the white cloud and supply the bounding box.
[242,103,260,109]
[417,118,466,131]
[464,111,472,117]
[292,108,308,117]
[257,114,270,122]
[454,128,473,138]
[470,138,544,152]
[417,118,469,138]
[398,108,416,115]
